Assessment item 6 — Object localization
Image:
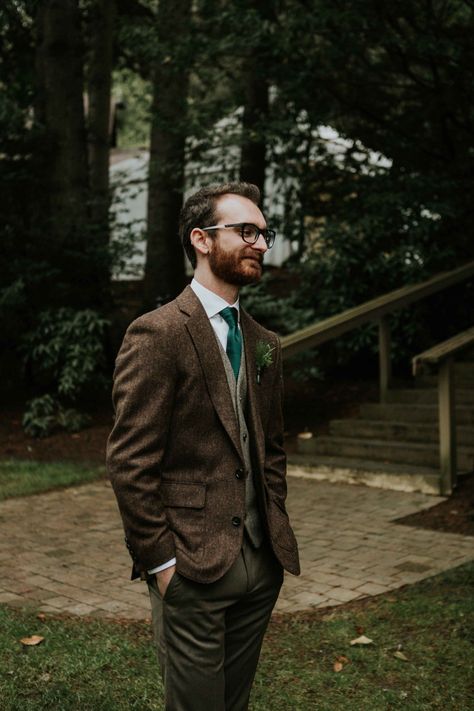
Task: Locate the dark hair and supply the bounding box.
[179,182,261,268]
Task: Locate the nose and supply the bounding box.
[252,232,268,253]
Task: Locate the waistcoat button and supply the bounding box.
[231,516,241,527]
[235,467,244,479]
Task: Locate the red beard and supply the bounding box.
[208,242,263,286]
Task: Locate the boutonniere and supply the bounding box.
[255,340,275,384]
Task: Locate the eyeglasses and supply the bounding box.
[201,223,276,249]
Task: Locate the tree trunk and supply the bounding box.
[86,0,116,307]
[239,0,274,200]
[35,0,92,307]
[240,66,269,196]
[143,0,191,310]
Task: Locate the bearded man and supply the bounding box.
[107,182,300,711]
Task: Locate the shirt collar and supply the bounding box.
[190,278,240,320]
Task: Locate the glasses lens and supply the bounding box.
[240,224,259,243]
[238,224,275,248]
[264,229,275,248]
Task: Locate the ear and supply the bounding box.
[190,228,212,258]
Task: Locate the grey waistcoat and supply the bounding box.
[216,335,264,548]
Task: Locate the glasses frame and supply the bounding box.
[201,222,276,249]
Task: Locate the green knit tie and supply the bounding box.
[220,307,242,380]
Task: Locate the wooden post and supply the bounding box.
[378,316,392,403]
[438,358,456,495]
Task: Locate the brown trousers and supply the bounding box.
[148,535,283,711]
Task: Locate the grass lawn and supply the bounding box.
[0,562,472,710]
[0,460,105,501]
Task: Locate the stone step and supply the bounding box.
[287,454,441,495]
[330,419,474,446]
[359,403,474,424]
[456,359,474,370]
[385,388,474,404]
[298,435,474,471]
[416,371,474,388]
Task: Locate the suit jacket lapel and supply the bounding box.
[177,286,243,461]
[240,309,266,475]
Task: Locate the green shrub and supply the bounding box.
[245,168,463,380]
[21,308,109,437]
[241,275,324,382]
[22,395,57,438]
[22,395,90,438]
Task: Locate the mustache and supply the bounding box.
[241,250,264,265]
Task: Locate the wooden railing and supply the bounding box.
[281,260,474,403]
[412,327,474,495]
[280,260,474,494]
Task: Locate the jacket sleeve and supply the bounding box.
[263,338,289,511]
[106,315,177,572]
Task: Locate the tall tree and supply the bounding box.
[34,0,91,307]
[143,0,192,309]
[239,0,275,198]
[240,64,269,193]
[86,0,116,306]
[282,0,474,257]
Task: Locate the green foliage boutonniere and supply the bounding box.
[255,340,275,384]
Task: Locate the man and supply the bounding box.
[107,182,300,711]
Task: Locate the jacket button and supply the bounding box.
[235,467,244,479]
[232,516,241,527]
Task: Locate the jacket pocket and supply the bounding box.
[161,481,206,556]
[268,498,298,552]
[161,480,206,508]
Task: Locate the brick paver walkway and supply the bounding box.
[0,474,473,619]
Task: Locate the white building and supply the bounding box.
[109,117,390,281]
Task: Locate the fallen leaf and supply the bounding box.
[394,651,409,661]
[37,613,46,621]
[20,635,44,646]
[333,654,350,672]
[39,672,51,682]
[297,431,313,440]
[350,635,373,646]
[356,625,365,634]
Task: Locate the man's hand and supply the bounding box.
[156,564,176,598]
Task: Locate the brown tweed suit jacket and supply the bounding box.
[106,285,300,583]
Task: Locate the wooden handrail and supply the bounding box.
[281,260,474,358]
[280,260,474,495]
[412,327,474,375]
[411,326,474,495]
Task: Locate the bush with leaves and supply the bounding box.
[300,170,467,367]
[21,395,90,439]
[241,273,324,382]
[21,308,109,437]
[241,272,315,336]
[244,167,466,380]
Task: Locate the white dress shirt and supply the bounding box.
[148,278,240,575]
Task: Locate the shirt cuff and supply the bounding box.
[147,557,177,575]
